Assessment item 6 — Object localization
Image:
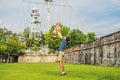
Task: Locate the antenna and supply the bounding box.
[23,0,71,31]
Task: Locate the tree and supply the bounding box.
[0,27,24,63]
[6,36,24,63]
[0,27,12,44]
[0,45,7,63]
[86,32,96,43]
[0,28,13,63]
[70,29,87,46]
[23,27,30,41]
[44,25,71,53]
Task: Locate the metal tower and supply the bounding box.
[30,8,42,39]
[23,0,71,31]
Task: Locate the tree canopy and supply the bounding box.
[0,28,24,63]
[0,24,96,62]
[43,25,96,52]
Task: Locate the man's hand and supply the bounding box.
[51,33,58,38]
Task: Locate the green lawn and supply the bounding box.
[0,63,120,80]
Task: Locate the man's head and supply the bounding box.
[65,36,70,42]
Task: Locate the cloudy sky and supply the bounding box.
[0,0,120,37]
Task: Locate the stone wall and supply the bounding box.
[64,31,120,66]
[18,53,57,63]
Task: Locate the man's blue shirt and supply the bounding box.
[59,38,67,51]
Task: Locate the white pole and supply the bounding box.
[47,1,50,31]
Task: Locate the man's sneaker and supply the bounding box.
[61,73,67,76]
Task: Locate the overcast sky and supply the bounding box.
[0,0,120,37]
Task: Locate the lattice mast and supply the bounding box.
[23,0,71,32]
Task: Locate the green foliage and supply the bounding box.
[43,25,97,52]
[61,26,71,37]
[23,27,30,41]
[86,32,96,42]
[0,27,24,62]
[6,37,22,56]
[70,29,87,46]
[45,0,52,2]
[0,45,7,52]
[22,27,44,51]
[0,63,120,80]
[0,28,12,44]
[44,25,71,52]
[0,25,97,57]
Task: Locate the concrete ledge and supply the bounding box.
[18,53,57,63]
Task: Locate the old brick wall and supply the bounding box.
[18,53,57,63]
[64,31,120,66]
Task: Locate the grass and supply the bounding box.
[0,63,120,80]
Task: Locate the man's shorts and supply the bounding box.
[57,51,65,62]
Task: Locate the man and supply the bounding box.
[52,22,70,76]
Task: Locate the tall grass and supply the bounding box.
[0,63,120,80]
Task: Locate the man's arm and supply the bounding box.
[56,28,62,39]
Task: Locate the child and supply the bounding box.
[51,22,61,38]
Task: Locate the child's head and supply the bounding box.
[56,22,61,26]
